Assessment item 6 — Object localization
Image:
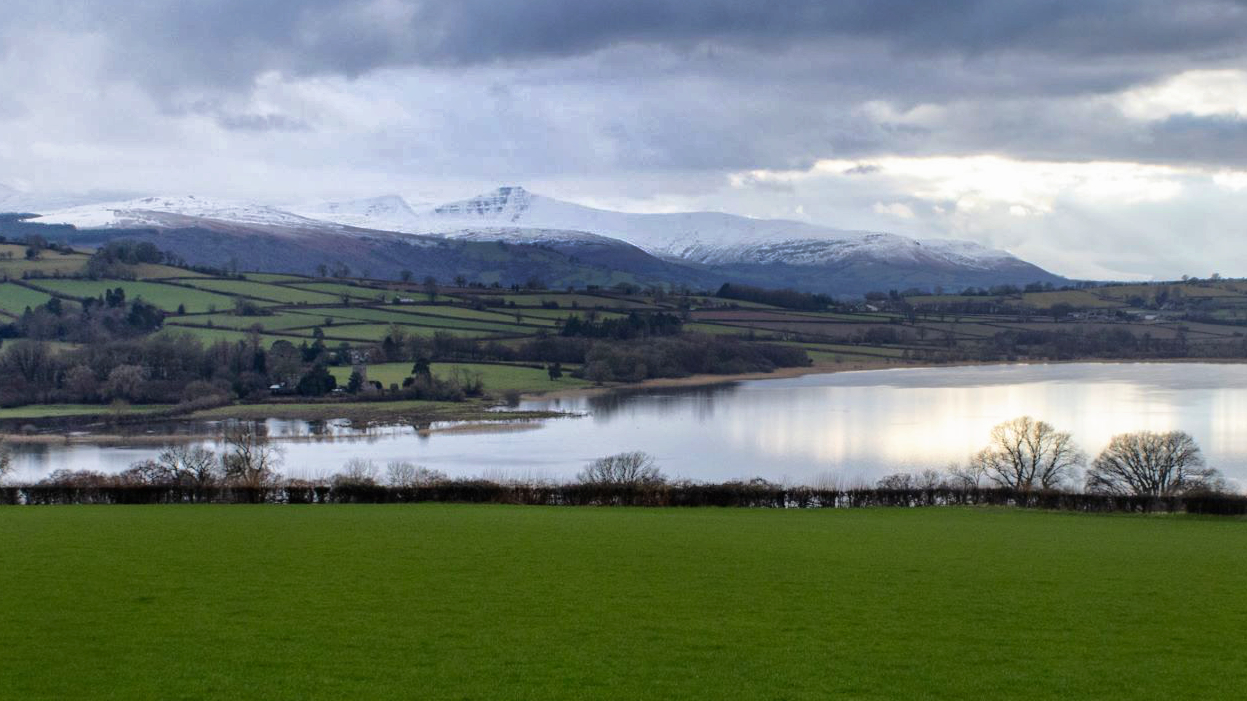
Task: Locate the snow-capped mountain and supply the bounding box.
[19,186,1064,294]
[31,195,340,231]
[419,186,1021,271]
[291,195,423,233]
[295,185,1027,273]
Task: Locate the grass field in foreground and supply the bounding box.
[0,506,1244,700]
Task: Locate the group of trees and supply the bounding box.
[716,283,837,311]
[559,311,683,340]
[371,326,810,385]
[6,431,1242,513]
[4,288,165,343]
[876,416,1226,498]
[0,333,332,407]
[25,424,284,490]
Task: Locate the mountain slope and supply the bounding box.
[16,197,717,290]
[23,188,1066,294]
[420,186,1023,269]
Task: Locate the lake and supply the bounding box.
[7,363,1247,487]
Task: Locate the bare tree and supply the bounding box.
[877,469,947,490]
[1086,431,1224,496]
[156,444,222,487]
[103,364,147,402]
[945,461,986,490]
[385,461,447,487]
[116,460,176,485]
[221,424,283,487]
[876,472,913,490]
[970,416,1084,491]
[333,458,380,487]
[577,452,666,486]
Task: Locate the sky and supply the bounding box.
[3,0,1247,280]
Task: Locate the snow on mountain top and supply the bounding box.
[23,186,1026,273]
[291,195,422,233]
[32,195,337,230]
[422,187,1019,268]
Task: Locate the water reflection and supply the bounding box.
[7,363,1247,486]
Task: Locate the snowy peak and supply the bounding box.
[292,194,421,233]
[32,195,341,231]
[16,185,1059,289]
[418,187,1023,271]
[433,186,534,222]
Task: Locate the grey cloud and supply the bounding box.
[844,164,881,175]
[213,112,310,133]
[9,1,1247,92]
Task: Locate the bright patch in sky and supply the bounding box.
[1117,69,1247,120]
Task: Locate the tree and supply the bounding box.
[1086,431,1224,496]
[296,365,337,396]
[347,370,364,394]
[423,276,439,302]
[333,458,380,487]
[547,362,563,381]
[411,357,431,379]
[970,416,1084,490]
[400,269,413,283]
[155,445,221,487]
[103,364,147,402]
[64,364,99,402]
[577,452,666,486]
[945,461,986,490]
[222,424,283,487]
[385,461,447,487]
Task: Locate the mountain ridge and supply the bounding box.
[14,186,1066,295]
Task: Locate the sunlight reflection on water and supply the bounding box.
[9,363,1247,487]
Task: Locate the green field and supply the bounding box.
[26,279,240,313]
[180,279,344,305]
[289,281,392,300]
[167,311,327,331]
[0,282,55,315]
[0,403,173,419]
[157,326,307,346]
[0,506,1243,700]
[317,323,496,342]
[329,361,589,393]
[0,244,89,277]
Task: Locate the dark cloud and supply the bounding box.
[9,1,1247,92]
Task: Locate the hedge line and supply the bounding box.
[2,483,1245,514]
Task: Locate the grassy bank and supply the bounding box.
[187,399,564,423]
[0,506,1243,699]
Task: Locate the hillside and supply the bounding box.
[9,187,1067,296]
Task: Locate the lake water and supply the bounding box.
[8,363,1247,487]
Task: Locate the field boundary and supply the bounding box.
[4,483,1245,514]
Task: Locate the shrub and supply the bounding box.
[577,452,666,486]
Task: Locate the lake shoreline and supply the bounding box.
[3,357,1245,442]
[522,356,1247,401]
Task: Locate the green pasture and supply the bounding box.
[0,403,173,420]
[288,281,392,300]
[25,279,239,313]
[180,279,343,305]
[329,361,588,393]
[0,283,56,315]
[1,506,1243,700]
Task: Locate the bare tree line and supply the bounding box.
[876,416,1227,498]
[2,416,1234,506]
